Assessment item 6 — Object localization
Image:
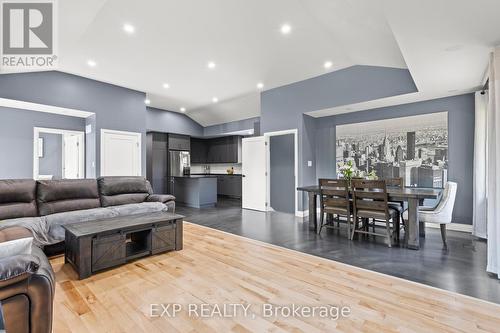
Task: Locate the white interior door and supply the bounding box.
[63,133,84,179]
[101,129,141,176]
[242,136,267,211]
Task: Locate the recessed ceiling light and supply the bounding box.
[280,24,292,35]
[162,83,170,89]
[324,61,333,69]
[257,82,264,89]
[87,59,96,67]
[123,23,135,34]
[180,107,186,112]
[207,61,216,69]
[212,97,219,103]
[144,99,151,105]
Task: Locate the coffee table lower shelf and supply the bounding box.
[63,212,184,279]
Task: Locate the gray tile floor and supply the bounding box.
[177,197,500,304]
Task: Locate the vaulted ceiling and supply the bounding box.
[58,0,500,126]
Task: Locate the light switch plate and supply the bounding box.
[307,161,313,167]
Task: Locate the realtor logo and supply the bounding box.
[1,0,58,72]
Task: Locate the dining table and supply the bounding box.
[297,185,442,250]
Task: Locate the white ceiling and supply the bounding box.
[58,0,500,126]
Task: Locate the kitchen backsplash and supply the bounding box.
[191,163,242,174]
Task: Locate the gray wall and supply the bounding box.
[147,107,203,136]
[0,106,85,179]
[270,134,295,214]
[315,94,475,224]
[204,117,260,137]
[38,132,63,179]
[261,65,418,210]
[0,71,147,177]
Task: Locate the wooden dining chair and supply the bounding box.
[318,179,351,238]
[385,177,405,242]
[351,179,400,247]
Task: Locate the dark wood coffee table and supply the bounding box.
[63,211,184,279]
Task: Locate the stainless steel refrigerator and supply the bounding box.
[168,150,190,194]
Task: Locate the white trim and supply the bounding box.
[33,127,85,180]
[425,222,472,233]
[264,129,299,216]
[100,129,142,177]
[296,210,309,218]
[0,98,94,118]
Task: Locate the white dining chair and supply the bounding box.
[403,182,458,247]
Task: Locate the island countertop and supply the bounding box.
[172,175,217,178]
[190,173,243,177]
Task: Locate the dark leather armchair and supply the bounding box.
[0,227,54,333]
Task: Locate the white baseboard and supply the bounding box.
[425,223,472,233]
[296,210,309,217]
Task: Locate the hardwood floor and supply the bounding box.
[52,222,500,333]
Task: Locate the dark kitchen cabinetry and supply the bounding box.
[217,175,242,198]
[207,137,226,163]
[168,133,190,151]
[191,138,208,164]
[147,133,168,194]
[191,136,242,164]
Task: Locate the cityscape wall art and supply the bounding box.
[336,112,448,188]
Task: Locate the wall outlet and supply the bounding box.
[307,161,313,167]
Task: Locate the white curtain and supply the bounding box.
[487,47,500,277]
[473,91,487,238]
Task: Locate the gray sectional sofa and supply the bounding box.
[0,176,175,333]
[0,176,176,246]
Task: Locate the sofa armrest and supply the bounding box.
[0,254,40,289]
[0,246,55,333]
[147,194,176,203]
[0,227,33,243]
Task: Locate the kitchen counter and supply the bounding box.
[172,176,217,208]
[191,173,243,177]
[173,175,217,178]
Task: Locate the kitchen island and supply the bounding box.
[172,175,217,208]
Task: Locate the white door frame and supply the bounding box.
[100,129,142,176]
[33,127,85,180]
[264,129,299,216]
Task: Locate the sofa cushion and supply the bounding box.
[0,237,33,259]
[98,176,153,207]
[37,179,101,216]
[0,227,33,243]
[46,207,118,243]
[0,217,51,246]
[0,180,37,220]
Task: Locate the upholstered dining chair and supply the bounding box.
[351,179,400,247]
[403,181,458,247]
[318,179,351,238]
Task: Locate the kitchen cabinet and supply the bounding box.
[191,138,207,163]
[146,132,168,194]
[168,134,190,151]
[217,175,242,198]
[207,137,225,163]
[191,136,242,164]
